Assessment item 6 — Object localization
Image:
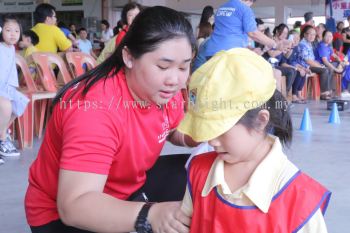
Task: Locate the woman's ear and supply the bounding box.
[122,46,133,68]
[256,109,270,131]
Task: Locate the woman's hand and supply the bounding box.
[148,201,191,233]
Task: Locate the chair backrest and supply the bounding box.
[31,52,72,91]
[15,54,38,92]
[65,52,97,78]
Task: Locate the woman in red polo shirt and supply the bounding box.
[115,2,142,46]
[25,6,196,233]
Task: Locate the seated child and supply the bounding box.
[178,48,331,233]
[21,30,39,77]
[77,27,97,59]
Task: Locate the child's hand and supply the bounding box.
[148,202,190,233]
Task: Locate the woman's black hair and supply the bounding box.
[34,3,56,24]
[197,22,213,39]
[322,30,332,39]
[300,25,315,39]
[199,5,214,25]
[22,30,39,45]
[101,19,110,29]
[121,2,142,26]
[336,21,344,31]
[52,6,196,106]
[0,14,20,42]
[273,23,289,37]
[238,90,293,147]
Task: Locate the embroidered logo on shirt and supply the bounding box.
[189,88,197,105]
[217,7,236,17]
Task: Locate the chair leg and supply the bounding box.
[301,76,308,100]
[14,118,24,150]
[310,75,321,100]
[23,102,34,148]
[334,73,342,97]
[36,100,48,138]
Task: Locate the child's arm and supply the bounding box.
[297,209,328,233]
[181,186,193,218]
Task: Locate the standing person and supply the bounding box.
[115,2,142,46]
[203,0,288,64]
[0,15,29,163]
[99,19,113,46]
[342,22,350,54]
[196,22,213,48]
[333,21,344,52]
[97,2,141,64]
[300,11,315,32]
[31,3,72,53]
[195,5,214,37]
[178,48,331,233]
[25,6,196,233]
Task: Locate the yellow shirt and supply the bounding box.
[31,23,72,53]
[182,136,328,233]
[96,35,117,64]
[23,45,38,58]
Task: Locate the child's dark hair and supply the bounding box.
[238,90,293,147]
[0,14,20,42]
[23,30,39,46]
[78,27,87,33]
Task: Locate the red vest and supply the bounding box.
[188,152,331,233]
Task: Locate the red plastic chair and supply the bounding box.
[334,73,342,98]
[16,54,56,148]
[65,52,97,78]
[31,52,72,91]
[308,74,321,100]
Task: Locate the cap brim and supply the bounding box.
[177,111,246,142]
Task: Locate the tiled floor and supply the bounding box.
[0,101,349,232]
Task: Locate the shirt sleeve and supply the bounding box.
[242,7,257,34]
[60,104,120,174]
[54,26,72,52]
[181,186,193,217]
[317,44,328,60]
[297,209,328,233]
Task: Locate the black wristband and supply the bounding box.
[134,202,154,233]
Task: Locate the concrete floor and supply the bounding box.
[0,101,349,233]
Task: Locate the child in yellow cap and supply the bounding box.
[178,48,331,233]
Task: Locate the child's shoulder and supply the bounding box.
[188,151,217,171]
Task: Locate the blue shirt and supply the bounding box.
[77,39,92,54]
[60,27,71,37]
[316,41,333,64]
[297,39,315,68]
[281,47,299,67]
[204,0,257,56]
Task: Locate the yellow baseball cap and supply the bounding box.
[178,48,276,142]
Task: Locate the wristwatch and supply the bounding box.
[134,202,154,233]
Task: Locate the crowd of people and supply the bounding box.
[0,1,334,233]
